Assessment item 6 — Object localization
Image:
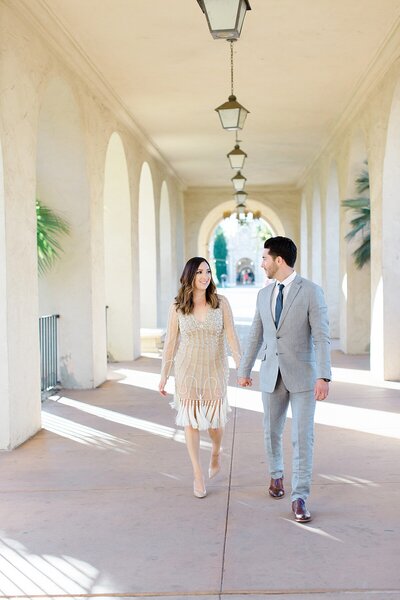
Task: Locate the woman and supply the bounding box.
[159,257,241,498]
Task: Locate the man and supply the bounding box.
[238,236,331,523]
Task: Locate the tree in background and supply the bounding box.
[213,226,228,284]
[342,162,370,269]
[36,198,70,275]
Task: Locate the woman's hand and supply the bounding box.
[238,377,252,387]
[159,378,168,396]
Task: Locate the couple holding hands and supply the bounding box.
[159,236,331,523]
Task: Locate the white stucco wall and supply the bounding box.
[300,54,400,375]
[0,3,184,447]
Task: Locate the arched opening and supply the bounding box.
[340,131,371,354]
[311,183,322,285]
[208,213,275,287]
[159,181,172,327]
[37,77,105,387]
[0,139,8,447]
[236,257,255,285]
[300,193,308,278]
[138,162,157,333]
[198,199,285,263]
[379,80,400,380]
[103,132,133,361]
[324,161,340,338]
[172,193,185,287]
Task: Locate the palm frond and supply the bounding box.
[355,166,369,195]
[342,197,369,210]
[36,199,70,275]
[342,164,370,269]
[352,235,370,269]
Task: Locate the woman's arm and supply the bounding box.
[220,295,241,368]
[159,303,179,395]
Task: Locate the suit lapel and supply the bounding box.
[264,283,276,328]
[277,275,302,330]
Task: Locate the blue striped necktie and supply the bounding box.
[275,283,285,327]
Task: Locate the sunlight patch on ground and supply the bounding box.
[0,535,98,595]
[332,366,400,390]
[46,396,212,449]
[280,519,344,542]
[115,368,167,392]
[229,385,400,439]
[42,412,137,453]
[318,474,380,487]
[111,368,400,439]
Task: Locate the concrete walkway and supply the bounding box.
[1,288,400,599]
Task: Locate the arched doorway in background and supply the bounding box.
[103,132,134,361]
[138,162,157,336]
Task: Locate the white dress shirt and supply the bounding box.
[271,270,297,318]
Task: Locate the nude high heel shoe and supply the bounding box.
[193,477,207,498]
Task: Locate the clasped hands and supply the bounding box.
[237,377,252,388]
[237,376,329,401]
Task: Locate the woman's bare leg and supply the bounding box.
[208,427,223,476]
[184,426,205,491]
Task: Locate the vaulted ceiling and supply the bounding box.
[24,0,400,187]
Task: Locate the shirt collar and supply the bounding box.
[275,270,297,288]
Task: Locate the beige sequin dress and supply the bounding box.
[161,295,241,430]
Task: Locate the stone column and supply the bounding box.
[0,61,41,449]
[375,87,400,380]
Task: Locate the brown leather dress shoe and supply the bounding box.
[268,477,285,498]
[292,498,311,523]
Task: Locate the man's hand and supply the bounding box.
[314,379,329,401]
[238,377,252,388]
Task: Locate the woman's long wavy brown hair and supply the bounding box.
[175,257,219,314]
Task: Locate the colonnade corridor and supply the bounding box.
[0,291,399,598]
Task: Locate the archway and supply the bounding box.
[300,193,308,277]
[324,161,340,338]
[379,80,400,380]
[312,182,322,285]
[37,77,105,387]
[208,213,275,287]
[198,198,285,262]
[236,257,255,285]
[340,130,371,354]
[138,162,157,332]
[175,193,185,282]
[0,139,8,447]
[103,132,133,361]
[159,181,172,326]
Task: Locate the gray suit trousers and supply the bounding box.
[262,373,316,501]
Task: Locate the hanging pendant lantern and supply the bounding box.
[215,40,249,131]
[227,143,247,170]
[216,95,249,131]
[234,190,248,205]
[197,0,251,40]
[231,170,246,191]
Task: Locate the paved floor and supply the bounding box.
[1,287,400,599]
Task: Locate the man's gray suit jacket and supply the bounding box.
[238,275,331,393]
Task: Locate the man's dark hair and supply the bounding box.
[264,236,297,268]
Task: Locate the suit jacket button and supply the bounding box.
[276,336,280,339]
[276,352,278,356]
